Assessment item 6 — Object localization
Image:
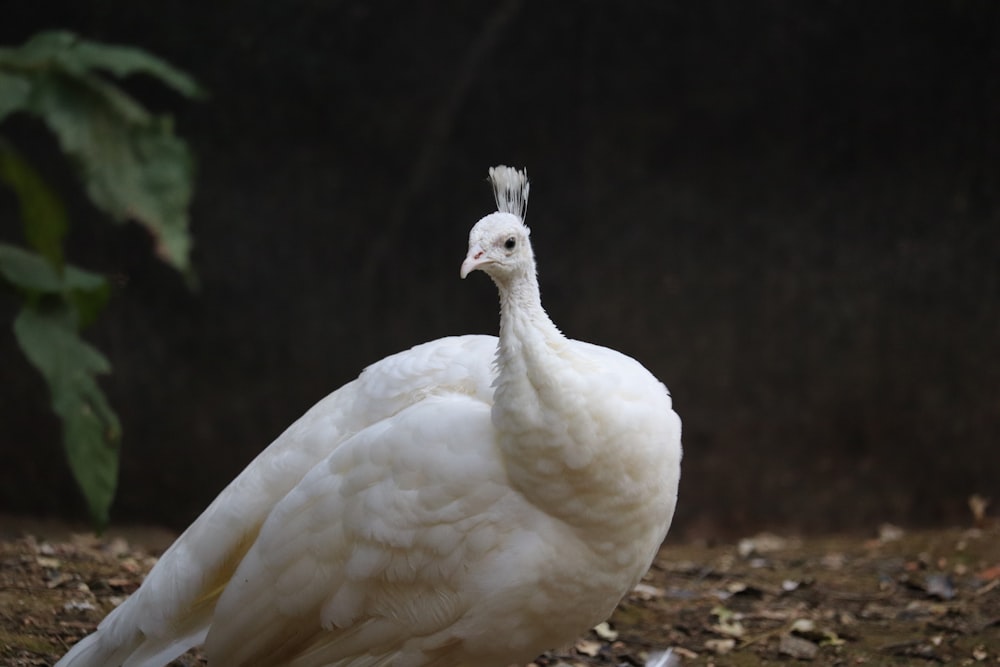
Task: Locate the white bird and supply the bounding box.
[56,166,682,667]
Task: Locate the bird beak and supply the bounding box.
[460,244,490,279]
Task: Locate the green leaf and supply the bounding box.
[1,243,114,528]
[0,242,67,293]
[0,71,32,121]
[0,243,110,327]
[13,303,121,529]
[0,30,201,276]
[31,75,196,273]
[0,30,204,99]
[0,138,68,265]
[67,33,204,99]
[65,265,112,328]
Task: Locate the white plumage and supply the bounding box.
[57,166,682,667]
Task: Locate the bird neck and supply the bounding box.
[490,268,667,553]
[492,268,567,412]
[491,272,626,537]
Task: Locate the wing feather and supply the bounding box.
[55,335,498,667]
[204,394,509,666]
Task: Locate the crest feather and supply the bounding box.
[488,165,529,221]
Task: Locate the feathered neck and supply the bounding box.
[491,263,568,424]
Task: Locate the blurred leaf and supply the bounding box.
[0,243,110,326]
[0,31,203,99]
[0,242,66,293]
[13,304,121,529]
[0,30,201,276]
[0,71,31,121]
[0,139,68,265]
[65,267,112,328]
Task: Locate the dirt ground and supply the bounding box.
[1,518,998,666]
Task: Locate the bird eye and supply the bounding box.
[504,237,516,250]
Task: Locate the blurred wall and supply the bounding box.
[1,1,998,537]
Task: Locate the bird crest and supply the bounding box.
[489,165,529,222]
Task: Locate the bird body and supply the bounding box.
[57,167,682,667]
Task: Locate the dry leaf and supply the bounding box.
[592,621,618,641]
[780,634,819,660]
[704,638,735,654]
[878,523,905,543]
[968,494,990,526]
[631,582,665,599]
[574,639,601,657]
[737,532,792,557]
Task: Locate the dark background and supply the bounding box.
[1,1,998,539]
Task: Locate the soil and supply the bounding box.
[1,519,998,666]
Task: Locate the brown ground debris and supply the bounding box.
[1,521,998,666]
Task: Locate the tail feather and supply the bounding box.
[56,626,145,667]
[57,624,206,667]
[123,628,207,667]
[56,594,208,667]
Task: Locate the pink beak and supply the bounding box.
[460,244,489,279]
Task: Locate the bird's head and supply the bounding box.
[460,165,533,282]
[460,212,533,281]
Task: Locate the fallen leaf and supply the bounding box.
[779,634,819,660]
[968,494,990,527]
[631,582,666,599]
[671,646,698,659]
[878,523,905,542]
[975,578,999,596]
[790,618,815,634]
[924,573,956,600]
[574,639,601,657]
[45,572,74,589]
[119,557,143,574]
[820,553,846,570]
[709,606,746,638]
[704,638,735,654]
[62,600,96,613]
[592,621,618,641]
[726,581,747,594]
[662,586,699,600]
[820,630,846,647]
[737,532,793,557]
[880,639,943,661]
[106,537,131,558]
